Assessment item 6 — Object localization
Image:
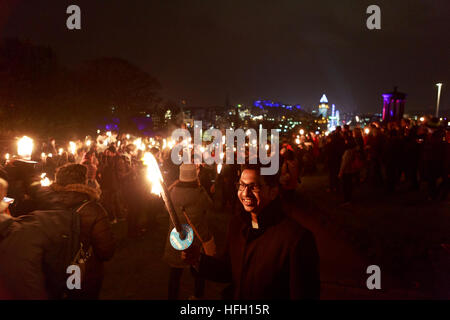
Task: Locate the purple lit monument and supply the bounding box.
[382,87,407,122]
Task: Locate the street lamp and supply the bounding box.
[436,83,443,118]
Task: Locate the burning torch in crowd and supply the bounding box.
[17,136,34,160]
[40,173,52,187]
[143,152,193,250]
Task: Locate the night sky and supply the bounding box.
[1,0,449,114]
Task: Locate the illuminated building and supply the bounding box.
[318,94,329,118]
[382,87,407,122]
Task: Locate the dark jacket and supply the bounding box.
[36,183,116,298]
[0,213,49,299]
[197,198,320,299]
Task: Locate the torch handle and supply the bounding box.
[160,180,186,240]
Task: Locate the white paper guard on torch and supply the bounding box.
[144,152,194,250]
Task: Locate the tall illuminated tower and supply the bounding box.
[318,94,329,118]
[329,104,337,128]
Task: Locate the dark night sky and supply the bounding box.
[1,0,449,114]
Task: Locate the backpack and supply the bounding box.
[0,201,92,299]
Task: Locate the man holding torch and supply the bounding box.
[182,163,320,300]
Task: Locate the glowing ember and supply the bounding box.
[143,152,163,195]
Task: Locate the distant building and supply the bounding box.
[318,94,329,118]
[382,87,407,122]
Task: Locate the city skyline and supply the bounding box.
[1,0,448,115]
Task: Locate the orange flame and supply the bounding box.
[143,152,163,195]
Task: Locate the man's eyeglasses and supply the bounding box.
[236,182,262,193]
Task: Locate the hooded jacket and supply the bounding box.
[36,183,116,298]
[0,213,49,299]
[0,183,115,299]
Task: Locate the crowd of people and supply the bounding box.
[287,119,449,204]
[0,117,448,300]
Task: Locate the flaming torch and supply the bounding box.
[17,136,34,160]
[40,173,52,187]
[143,152,193,250]
[69,142,77,155]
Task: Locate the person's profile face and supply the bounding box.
[237,169,273,214]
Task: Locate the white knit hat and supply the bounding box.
[0,178,9,212]
[179,164,197,182]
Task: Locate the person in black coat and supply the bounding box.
[183,163,320,299]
